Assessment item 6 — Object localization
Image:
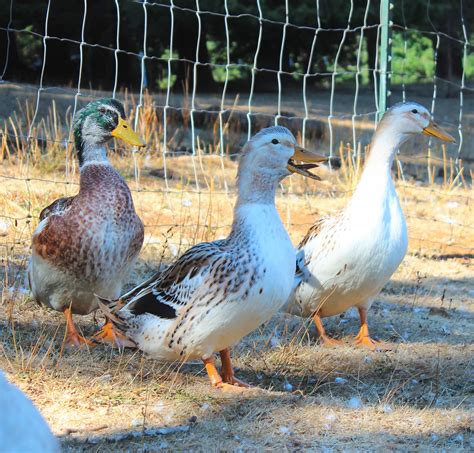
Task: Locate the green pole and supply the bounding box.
[378,0,393,122]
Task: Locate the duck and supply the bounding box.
[0,371,60,452]
[95,126,327,390]
[286,102,456,349]
[28,98,146,347]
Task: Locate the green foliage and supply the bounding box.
[325,38,371,85]
[2,1,473,89]
[463,35,474,79]
[391,32,435,84]
[15,26,42,71]
[206,40,243,83]
[156,50,178,90]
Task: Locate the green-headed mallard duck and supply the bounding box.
[29,98,146,347]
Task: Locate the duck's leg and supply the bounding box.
[353,307,391,350]
[203,356,223,386]
[219,349,250,387]
[63,307,94,347]
[312,312,344,346]
[203,355,249,391]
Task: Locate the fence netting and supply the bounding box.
[0,0,472,289]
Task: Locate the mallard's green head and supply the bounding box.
[73,98,145,167]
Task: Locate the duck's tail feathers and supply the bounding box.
[95,295,127,325]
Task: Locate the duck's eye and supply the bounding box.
[99,107,107,114]
[271,139,279,145]
[411,109,418,114]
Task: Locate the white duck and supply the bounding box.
[287,102,455,349]
[0,371,60,452]
[95,126,326,390]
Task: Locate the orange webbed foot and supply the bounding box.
[313,313,345,347]
[221,373,251,388]
[219,348,252,389]
[64,332,95,348]
[320,334,345,347]
[204,351,253,392]
[62,307,95,348]
[353,307,392,351]
[216,382,250,393]
[91,320,135,348]
[354,335,392,351]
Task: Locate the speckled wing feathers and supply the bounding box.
[30,165,144,314]
[39,196,75,221]
[297,212,346,272]
[117,241,228,321]
[298,211,344,250]
[299,217,326,249]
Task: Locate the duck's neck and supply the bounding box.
[74,130,109,170]
[235,168,279,207]
[231,169,281,234]
[353,123,407,199]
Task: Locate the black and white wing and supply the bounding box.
[120,240,229,320]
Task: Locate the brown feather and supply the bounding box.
[39,196,75,221]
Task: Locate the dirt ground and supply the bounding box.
[0,148,473,451]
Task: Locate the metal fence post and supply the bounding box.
[378,0,394,121]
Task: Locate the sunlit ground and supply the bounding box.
[1,149,472,450]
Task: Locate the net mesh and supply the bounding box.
[0,0,473,287]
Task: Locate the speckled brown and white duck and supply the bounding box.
[95,126,326,390]
[286,102,456,349]
[28,98,145,347]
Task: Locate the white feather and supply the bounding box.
[0,371,60,452]
[129,204,295,361]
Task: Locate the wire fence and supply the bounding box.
[0,0,473,272]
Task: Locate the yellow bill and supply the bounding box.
[292,145,328,163]
[112,117,146,147]
[288,145,328,180]
[422,121,456,143]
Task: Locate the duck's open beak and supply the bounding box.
[288,145,328,180]
[112,118,146,147]
[422,121,456,143]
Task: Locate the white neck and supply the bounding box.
[235,168,280,207]
[230,203,289,255]
[365,123,408,171]
[350,122,408,207]
[231,169,283,238]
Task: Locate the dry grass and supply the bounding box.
[0,94,473,451]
